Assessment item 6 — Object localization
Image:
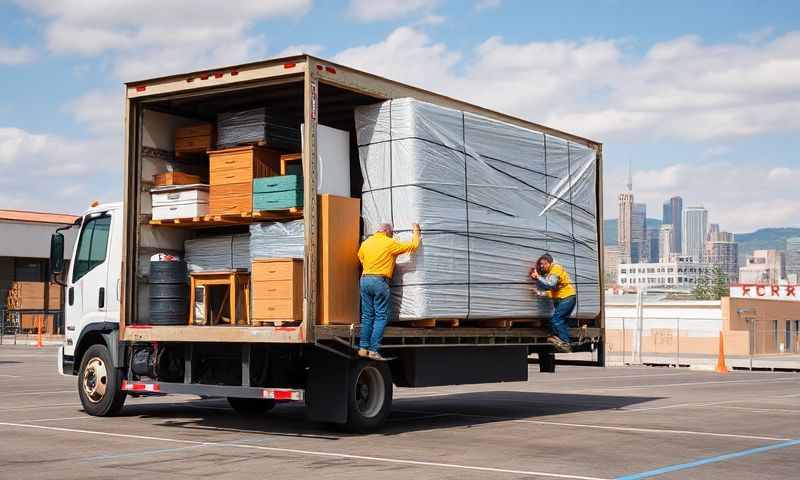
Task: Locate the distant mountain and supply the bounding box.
[734,228,800,264]
[603,218,662,246]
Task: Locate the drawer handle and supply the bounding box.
[225,174,235,178]
[225,160,236,164]
[167,193,180,199]
[169,207,178,210]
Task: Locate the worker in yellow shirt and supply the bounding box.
[357,223,421,360]
[530,253,576,353]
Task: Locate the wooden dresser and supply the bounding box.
[251,258,303,323]
[208,146,280,215]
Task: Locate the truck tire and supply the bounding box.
[345,359,392,433]
[227,397,276,416]
[539,352,556,373]
[78,343,127,416]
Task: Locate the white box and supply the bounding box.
[151,186,209,220]
[301,123,351,197]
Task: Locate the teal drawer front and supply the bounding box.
[253,175,303,193]
[253,190,304,210]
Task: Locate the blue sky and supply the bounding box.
[1,0,799,232]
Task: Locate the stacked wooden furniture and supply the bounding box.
[251,258,303,325]
[175,123,215,157]
[208,145,280,216]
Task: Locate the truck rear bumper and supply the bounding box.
[120,380,304,401]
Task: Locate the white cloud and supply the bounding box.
[65,90,121,135]
[276,43,324,57]
[333,27,800,143]
[347,0,438,22]
[474,0,501,11]
[0,44,35,64]
[603,162,800,232]
[16,0,311,79]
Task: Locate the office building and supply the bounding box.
[618,192,634,261]
[706,237,739,284]
[646,228,660,263]
[618,256,714,290]
[659,224,674,261]
[739,250,785,284]
[662,196,683,254]
[631,202,646,263]
[604,245,623,284]
[787,237,800,283]
[682,206,708,261]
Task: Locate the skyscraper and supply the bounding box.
[662,196,683,254]
[659,224,674,261]
[786,237,800,283]
[682,206,708,262]
[646,228,660,263]
[618,192,634,262]
[632,202,647,263]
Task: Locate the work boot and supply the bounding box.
[357,348,369,358]
[368,351,388,361]
[547,336,572,353]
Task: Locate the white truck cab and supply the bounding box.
[52,202,123,379]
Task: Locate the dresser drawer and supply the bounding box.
[252,259,301,281]
[210,167,252,185]
[209,182,251,215]
[175,135,213,153]
[252,298,302,321]
[252,280,295,300]
[210,152,252,172]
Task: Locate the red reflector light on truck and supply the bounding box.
[284,63,296,69]
[135,85,146,92]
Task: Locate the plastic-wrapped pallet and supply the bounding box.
[249,220,305,260]
[217,107,300,150]
[356,98,600,321]
[185,234,250,272]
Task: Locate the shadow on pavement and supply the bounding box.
[117,390,661,439]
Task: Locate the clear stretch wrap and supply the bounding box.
[249,220,305,261]
[356,98,600,321]
[185,234,250,273]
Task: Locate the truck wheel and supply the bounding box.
[539,352,556,373]
[78,344,127,416]
[346,359,392,433]
[227,397,276,416]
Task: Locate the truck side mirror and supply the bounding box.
[50,233,65,278]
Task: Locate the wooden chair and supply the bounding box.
[189,271,250,325]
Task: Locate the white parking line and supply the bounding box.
[0,421,610,480]
[714,406,800,415]
[577,376,800,392]
[392,409,790,441]
[26,416,94,423]
[0,374,21,378]
[0,403,80,412]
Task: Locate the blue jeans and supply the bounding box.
[360,275,391,352]
[551,295,576,343]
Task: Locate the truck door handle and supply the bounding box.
[68,287,74,306]
[98,287,105,309]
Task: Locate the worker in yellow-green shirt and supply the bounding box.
[530,253,576,353]
[357,223,421,360]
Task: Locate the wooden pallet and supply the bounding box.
[149,208,303,228]
[407,319,460,328]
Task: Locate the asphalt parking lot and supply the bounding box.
[0,345,798,480]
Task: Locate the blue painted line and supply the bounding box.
[617,438,800,479]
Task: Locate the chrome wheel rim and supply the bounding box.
[355,365,385,418]
[82,357,108,403]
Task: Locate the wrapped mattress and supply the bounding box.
[356,98,600,320]
[250,220,305,261]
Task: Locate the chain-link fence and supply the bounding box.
[0,306,63,345]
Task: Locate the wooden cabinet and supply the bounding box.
[207,146,280,215]
[251,258,303,322]
[175,123,214,157]
[320,195,361,325]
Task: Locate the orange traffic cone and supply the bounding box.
[715,331,728,374]
[35,316,44,349]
